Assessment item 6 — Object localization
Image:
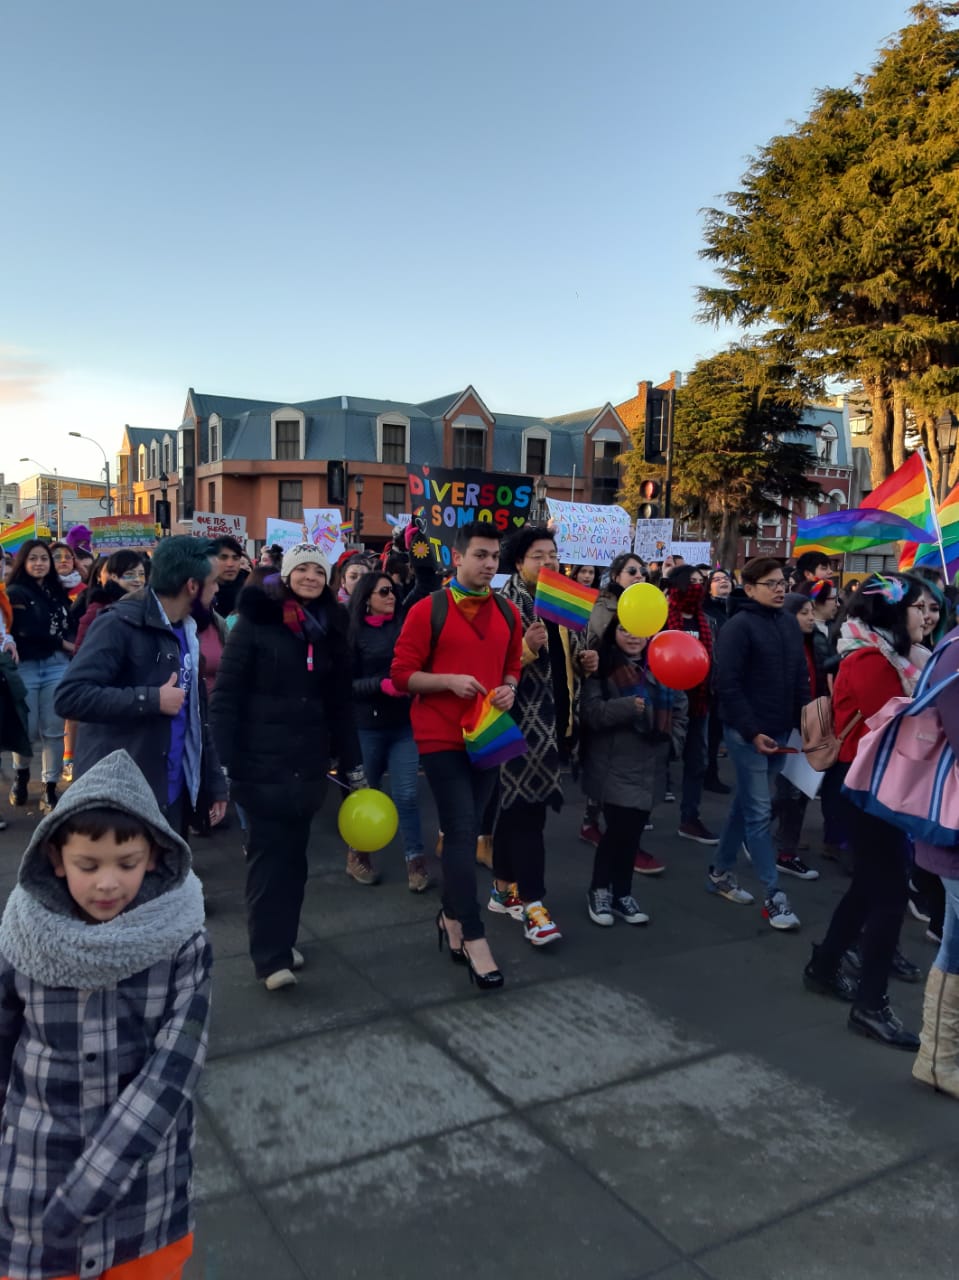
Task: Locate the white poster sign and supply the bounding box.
[780,730,825,798]
[670,541,713,565]
[303,508,347,562]
[265,517,307,553]
[545,499,632,566]
[634,518,674,562]
[192,511,246,540]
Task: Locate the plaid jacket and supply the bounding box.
[0,931,212,1280]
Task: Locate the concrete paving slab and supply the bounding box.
[184,1193,306,1280]
[699,1150,959,1279]
[192,1103,245,1204]
[260,1116,679,1280]
[205,946,392,1059]
[534,1051,914,1253]
[200,1019,506,1184]
[297,871,440,940]
[418,975,713,1106]
[647,1266,715,1280]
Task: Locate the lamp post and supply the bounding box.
[20,457,60,538]
[936,411,959,505]
[352,474,365,544]
[533,475,549,523]
[68,432,113,516]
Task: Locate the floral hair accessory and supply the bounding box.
[860,573,907,604]
[808,579,827,600]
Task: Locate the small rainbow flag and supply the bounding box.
[0,514,37,553]
[462,692,527,770]
[533,565,598,632]
[340,521,354,538]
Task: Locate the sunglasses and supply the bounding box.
[373,585,395,597]
[622,566,642,577]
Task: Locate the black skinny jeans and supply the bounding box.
[422,750,497,940]
[493,797,547,902]
[591,803,649,899]
[815,803,910,1009]
[244,808,314,978]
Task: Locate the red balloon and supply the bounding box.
[647,630,710,691]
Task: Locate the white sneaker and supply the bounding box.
[264,968,298,990]
[763,891,800,931]
[291,948,305,970]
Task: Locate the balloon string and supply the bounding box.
[326,772,352,792]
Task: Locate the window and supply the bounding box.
[817,424,838,464]
[383,482,406,520]
[453,428,485,469]
[279,479,302,520]
[149,443,158,479]
[377,414,410,464]
[275,420,301,461]
[209,421,220,463]
[525,435,547,475]
[137,447,146,484]
[207,481,216,513]
[590,438,621,504]
[162,436,173,474]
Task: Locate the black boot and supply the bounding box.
[9,769,28,807]
[803,944,857,1002]
[39,782,58,814]
[890,948,923,984]
[703,774,731,795]
[848,998,920,1050]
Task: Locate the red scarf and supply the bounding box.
[665,585,713,717]
[282,597,314,671]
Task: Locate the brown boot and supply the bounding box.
[346,848,380,886]
[476,834,493,869]
[406,855,432,893]
[912,967,959,1099]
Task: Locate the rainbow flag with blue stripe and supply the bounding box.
[534,565,598,632]
[462,692,527,770]
[0,514,37,553]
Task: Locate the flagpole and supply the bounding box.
[918,448,948,581]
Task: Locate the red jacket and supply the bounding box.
[391,591,523,753]
[833,647,905,763]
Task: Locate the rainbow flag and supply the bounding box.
[462,692,527,770]
[901,479,959,574]
[861,452,937,536]
[534,565,598,632]
[793,508,936,554]
[340,521,354,538]
[0,514,37,553]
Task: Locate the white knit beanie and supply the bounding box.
[280,543,331,583]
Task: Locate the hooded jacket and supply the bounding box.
[715,599,811,742]
[0,750,211,1280]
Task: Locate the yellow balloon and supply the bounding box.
[617,582,668,637]
[337,788,399,853]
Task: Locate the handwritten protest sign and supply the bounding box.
[671,541,713,564]
[407,466,533,567]
[634,518,674,562]
[90,515,158,554]
[265,517,307,553]
[545,499,631,567]
[303,508,346,562]
[192,512,247,540]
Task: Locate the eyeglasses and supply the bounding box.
[373,585,395,597]
[121,572,146,583]
[756,579,786,590]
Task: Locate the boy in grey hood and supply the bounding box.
[0,750,211,1280]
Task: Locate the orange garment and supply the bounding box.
[0,583,12,632]
[3,1233,193,1280]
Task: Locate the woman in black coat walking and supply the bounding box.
[211,543,364,990]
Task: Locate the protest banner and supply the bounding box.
[671,540,713,564]
[545,498,632,567]
[265,517,307,553]
[192,511,247,540]
[634,518,674,562]
[89,515,158,554]
[303,508,346,562]
[407,466,533,566]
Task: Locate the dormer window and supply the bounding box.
[162,434,173,474]
[817,423,838,464]
[137,446,146,484]
[271,408,306,460]
[209,414,220,464]
[149,442,158,479]
[522,429,550,475]
[452,417,486,469]
[377,413,410,464]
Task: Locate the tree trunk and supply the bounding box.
[864,375,894,487]
[891,378,908,472]
[717,507,739,570]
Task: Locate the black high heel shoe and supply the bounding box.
[436,910,467,965]
[462,939,505,991]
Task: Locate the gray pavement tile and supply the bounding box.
[201,1019,506,1184]
[418,975,713,1106]
[647,1267,713,1280]
[297,870,440,939]
[193,1103,245,1204]
[185,1193,305,1280]
[699,1150,959,1279]
[534,1051,913,1253]
[261,1116,679,1280]
[205,947,391,1058]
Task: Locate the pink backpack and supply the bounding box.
[843,635,959,844]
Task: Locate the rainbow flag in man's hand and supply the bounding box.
[0,514,37,553]
[462,692,527,770]
[533,565,598,631]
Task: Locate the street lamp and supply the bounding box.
[20,457,60,539]
[352,474,365,542]
[68,432,113,516]
[533,475,549,523]
[936,411,959,504]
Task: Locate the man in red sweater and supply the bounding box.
[392,521,523,987]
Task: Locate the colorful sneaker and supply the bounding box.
[61,760,74,784]
[579,821,602,847]
[523,900,562,946]
[488,882,525,920]
[633,850,665,876]
[706,868,755,904]
[611,894,650,925]
[678,818,719,845]
[763,891,800,930]
[776,854,819,881]
[587,887,614,926]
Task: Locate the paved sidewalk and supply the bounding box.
[1,775,956,1280]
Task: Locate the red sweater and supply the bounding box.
[391,591,523,753]
[833,647,905,763]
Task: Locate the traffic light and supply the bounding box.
[354,509,365,535]
[638,480,661,519]
[327,460,346,506]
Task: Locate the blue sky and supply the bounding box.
[1,0,912,485]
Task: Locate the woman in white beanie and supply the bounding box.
[211,543,366,989]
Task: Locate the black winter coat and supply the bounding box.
[210,585,361,816]
[350,617,412,732]
[7,579,71,662]
[715,600,811,742]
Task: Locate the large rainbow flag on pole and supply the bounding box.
[0,514,37,554]
[792,508,936,554]
[862,450,948,577]
[901,478,959,577]
[534,565,599,632]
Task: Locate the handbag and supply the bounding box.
[800,695,861,771]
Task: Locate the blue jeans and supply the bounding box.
[935,876,959,975]
[357,726,423,860]
[680,714,708,823]
[714,727,788,895]
[12,653,68,783]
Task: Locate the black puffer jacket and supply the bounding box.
[210,585,361,816]
[350,616,412,732]
[715,600,811,742]
[7,579,71,662]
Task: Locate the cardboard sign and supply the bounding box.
[545,498,632,567]
[303,508,346,563]
[89,515,158,553]
[407,466,533,567]
[265,517,307,553]
[670,541,713,565]
[192,511,247,540]
[634,518,674,563]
